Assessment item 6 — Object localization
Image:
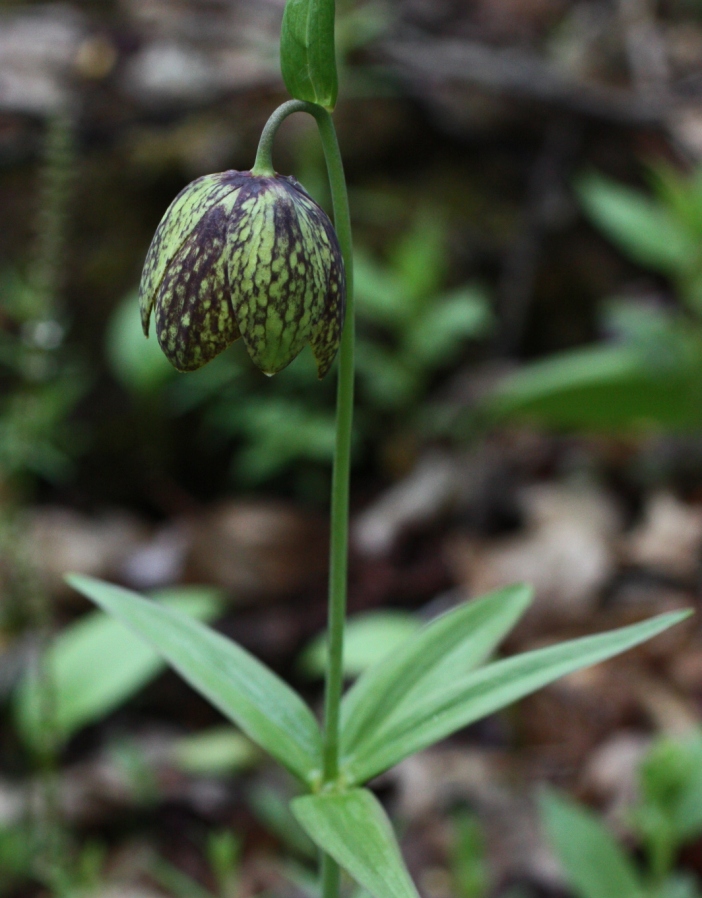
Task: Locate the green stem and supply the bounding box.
[253,101,354,898]
[321,851,342,898]
[312,109,354,788]
[251,100,308,176]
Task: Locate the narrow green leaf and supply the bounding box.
[344,611,690,784]
[66,574,322,785]
[540,789,643,898]
[406,287,493,366]
[576,172,696,275]
[486,344,702,433]
[280,0,338,110]
[15,586,223,749]
[487,342,702,433]
[292,789,419,898]
[341,585,533,756]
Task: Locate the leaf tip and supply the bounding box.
[64,571,91,592]
[514,581,535,608]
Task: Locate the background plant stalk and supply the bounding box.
[254,99,355,897]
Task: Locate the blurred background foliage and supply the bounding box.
[4,0,702,895]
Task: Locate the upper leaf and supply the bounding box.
[341,585,532,756]
[540,789,643,898]
[66,574,322,785]
[280,0,339,110]
[342,611,690,785]
[292,789,419,898]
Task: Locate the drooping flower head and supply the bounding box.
[139,170,345,377]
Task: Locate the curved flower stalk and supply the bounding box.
[139,170,345,377]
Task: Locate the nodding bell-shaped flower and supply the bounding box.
[139,170,345,377]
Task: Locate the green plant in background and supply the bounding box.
[484,165,702,433]
[66,4,692,898]
[633,733,702,892]
[0,109,90,896]
[148,831,240,898]
[0,112,85,490]
[449,809,491,898]
[354,211,492,419]
[541,731,702,898]
[13,586,225,750]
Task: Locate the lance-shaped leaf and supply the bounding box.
[342,611,690,785]
[280,0,338,110]
[540,789,644,898]
[292,789,419,898]
[341,585,532,755]
[66,574,322,785]
[15,586,222,750]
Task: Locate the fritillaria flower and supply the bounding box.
[139,170,345,377]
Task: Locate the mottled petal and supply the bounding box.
[140,168,346,376]
[310,246,345,378]
[139,173,240,337]
[226,179,306,374]
[153,192,242,371]
[288,181,346,377]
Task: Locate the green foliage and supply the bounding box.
[0,265,86,484]
[207,830,241,898]
[450,810,490,898]
[489,332,702,433]
[576,172,697,280]
[106,295,340,486]
[292,789,420,898]
[341,611,689,786]
[106,290,175,394]
[149,854,221,898]
[340,585,533,760]
[66,574,323,785]
[354,214,492,413]
[485,164,702,435]
[66,573,689,898]
[633,732,702,883]
[171,725,258,776]
[298,609,421,678]
[540,789,644,898]
[0,826,108,898]
[577,168,702,312]
[541,734,702,898]
[281,0,339,110]
[14,586,224,750]
[0,113,85,489]
[149,838,241,898]
[0,824,37,895]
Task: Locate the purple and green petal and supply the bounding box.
[139,169,346,377]
[139,174,237,337]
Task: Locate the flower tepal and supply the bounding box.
[139,170,346,377]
